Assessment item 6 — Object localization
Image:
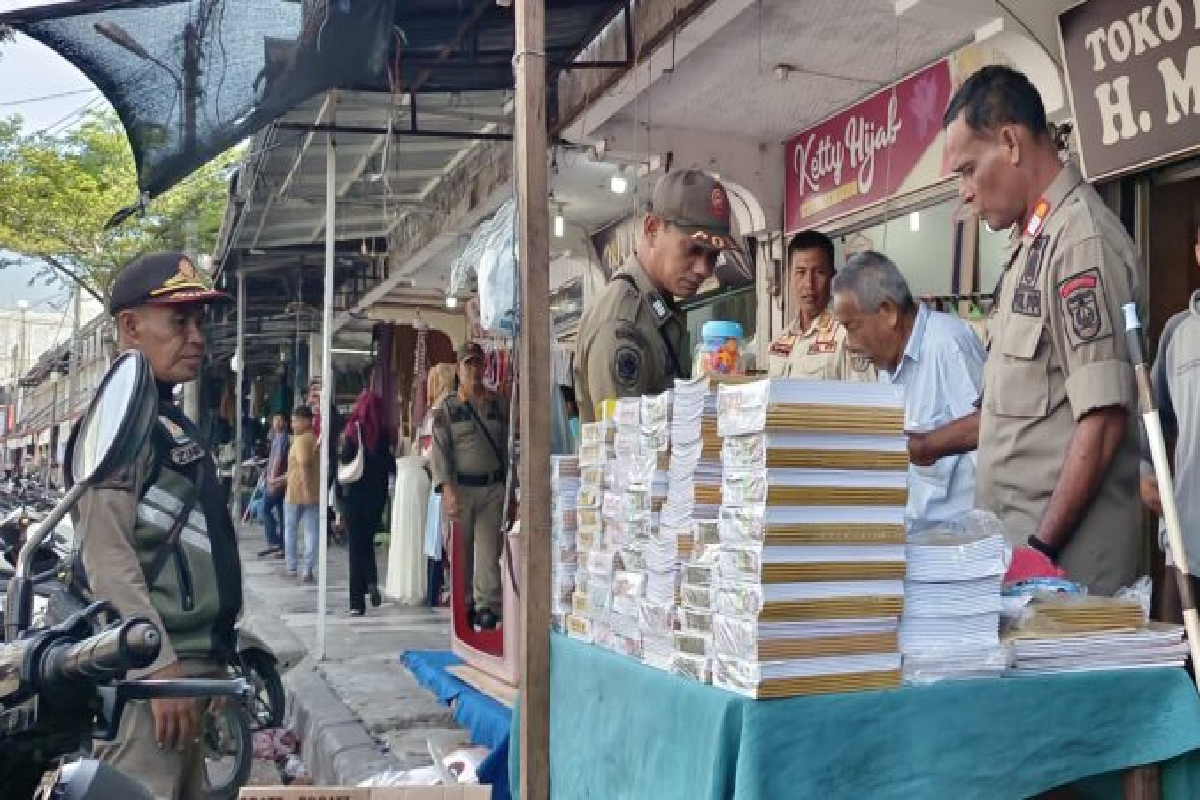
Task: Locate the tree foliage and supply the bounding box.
[0,109,232,305]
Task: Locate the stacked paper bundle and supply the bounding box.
[900,525,1009,683]
[1008,595,1187,673]
[565,421,613,645]
[670,520,723,683]
[709,379,909,699]
[663,376,722,527]
[550,456,581,631]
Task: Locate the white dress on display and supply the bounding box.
[385,454,430,604]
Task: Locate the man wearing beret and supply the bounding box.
[67,252,244,799]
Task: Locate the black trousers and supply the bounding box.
[346,499,384,611]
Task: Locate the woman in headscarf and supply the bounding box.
[337,384,395,615]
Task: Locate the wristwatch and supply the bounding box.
[1027,535,1061,563]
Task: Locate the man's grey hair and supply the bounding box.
[832,251,917,314]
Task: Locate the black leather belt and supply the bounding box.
[457,470,505,487]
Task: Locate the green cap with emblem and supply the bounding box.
[650,170,741,253]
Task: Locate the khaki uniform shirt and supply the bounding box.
[767,309,876,381]
[574,255,686,423]
[976,162,1142,595]
[430,391,509,490]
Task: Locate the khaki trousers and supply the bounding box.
[456,482,505,614]
[92,698,207,800]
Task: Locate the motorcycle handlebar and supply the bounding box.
[39,620,161,686]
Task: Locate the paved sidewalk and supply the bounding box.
[238,520,470,785]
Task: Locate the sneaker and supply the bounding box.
[285,569,298,578]
[476,609,499,630]
[368,584,382,608]
[300,572,315,584]
[344,608,365,617]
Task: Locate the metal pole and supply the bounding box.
[317,125,336,661]
[514,0,551,796]
[233,271,245,522]
[46,378,56,490]
[69,285,80,425]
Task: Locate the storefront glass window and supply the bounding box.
[978,222,1013,297]
[831,199,956,297]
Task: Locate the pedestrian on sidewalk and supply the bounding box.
[337,383,395,615]
[431,342,509,630]
[285,405,320,582]
[261,413,289,556]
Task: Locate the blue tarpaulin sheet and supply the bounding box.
[400,649,512,800]
[510,633,1200,799]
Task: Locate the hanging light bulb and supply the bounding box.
[554,203,566,238]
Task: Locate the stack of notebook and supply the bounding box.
[662,376,721,528]
[566,423,612,644]
[551,456,580,631]
[1007,596,1187,674]
[709,379,909,699]
[900,529,1008,683]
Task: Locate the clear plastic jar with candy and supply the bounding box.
[694,320,745,377]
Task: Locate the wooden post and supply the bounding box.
[514,0,551,797]
[1123,765,1161,800]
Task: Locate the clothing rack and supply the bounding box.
[920,292,994,318]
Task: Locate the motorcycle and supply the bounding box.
[0,350,249,799]
[201,625,296,799]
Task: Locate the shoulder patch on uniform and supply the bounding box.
[612,345,643,390]
[1012,235,1047,318]
[1057,268,1112,349]
[850,353,872,373]
[603,275,643,324]
[769,334,796,357]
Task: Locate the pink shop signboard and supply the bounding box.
[784,58,954,233]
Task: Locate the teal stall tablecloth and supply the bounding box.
[511,633,1200,799]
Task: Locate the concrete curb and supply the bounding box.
[284,663,404,785]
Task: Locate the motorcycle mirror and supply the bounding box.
[5,352,157,642]
[71,351,158,486]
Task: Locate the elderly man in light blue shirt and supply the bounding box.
[832,251,985,533]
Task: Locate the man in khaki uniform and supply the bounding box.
[70,253,243,799]
[925,65,1141,594]
[575,170,742,422]
[431,342,509,630]
[768,229,874,380]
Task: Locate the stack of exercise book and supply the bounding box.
[900,526,1009,683]
[565,419,614,645]
[1008,595,1188,674]
[709,379,909,699]
[550,455,581,631]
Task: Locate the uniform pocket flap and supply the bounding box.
[991,318,1049,419]
[1002,317,1043,360]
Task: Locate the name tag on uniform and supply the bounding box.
[171,442,205,465]
[770,335,796,357]
[647,291,671,325]
[807,341,836,355]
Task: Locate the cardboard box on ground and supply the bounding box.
[237,787,491,800]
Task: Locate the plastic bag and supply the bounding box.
[477,200,518,336]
